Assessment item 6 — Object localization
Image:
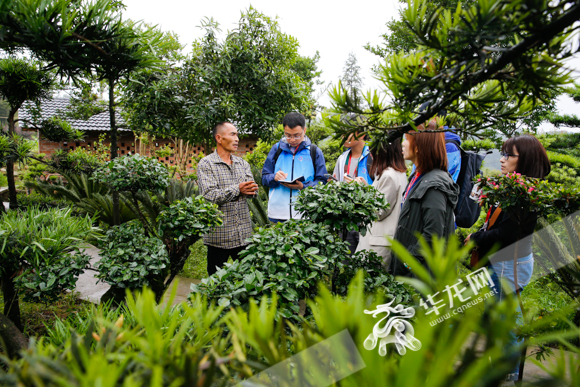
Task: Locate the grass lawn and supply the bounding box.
[0,291,91,338]
[522,274,578,339]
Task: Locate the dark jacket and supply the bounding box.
[390,169,459,277]
[470,207,536,263]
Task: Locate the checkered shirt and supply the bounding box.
[197,151,254,249]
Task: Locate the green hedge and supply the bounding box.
[546,150,580,169]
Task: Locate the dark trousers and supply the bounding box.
[206,245,246,276]
[344,230,360,255]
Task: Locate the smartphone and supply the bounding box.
[324,173,337,181]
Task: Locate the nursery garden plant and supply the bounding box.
[92,154,222,303]
[1,0,580,385]
[192,180,413,320]
[0,206,99,355]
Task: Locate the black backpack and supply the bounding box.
[272,143,319,176]
[446,139,488,228]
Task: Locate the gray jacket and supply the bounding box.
[390,168,459,277]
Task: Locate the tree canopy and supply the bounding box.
[123,8,313,153]
[327,0,580,146]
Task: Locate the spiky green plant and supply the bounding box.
[0,206,99,331]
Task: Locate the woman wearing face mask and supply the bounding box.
[465,134,550,382]
[390,121,459,276]
[355,140,407,268]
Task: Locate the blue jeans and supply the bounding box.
[489,254,534,378]
[268,217,286,224]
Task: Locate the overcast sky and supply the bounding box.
[121,0,580,132]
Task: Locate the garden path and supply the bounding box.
[76,244,200,306]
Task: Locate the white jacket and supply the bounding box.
[356,168,407,264]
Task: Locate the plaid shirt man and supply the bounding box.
[197,151,254,249]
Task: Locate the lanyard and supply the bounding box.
[344,153,358,177]
[485,208,493,223]
[402,172,422,206]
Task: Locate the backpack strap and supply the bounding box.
[310,144,318,176]
[488,208,502,230]
[272,143,283,165]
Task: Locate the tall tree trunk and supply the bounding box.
[6,110,18,209]
[1,272,22,332]
[108,79,120,226]
[0,311,28,359]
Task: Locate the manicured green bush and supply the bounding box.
[49,148,104,174]
[546,151,580,170]
[334,249,412,302]
[546,162,580,186]
[96,221,169,291]
[193,181,409,320]
[157,196,223,243]
[192,219,349,318]
[295,180,387,236]
[462,138,497,151]
[93,154,169,193]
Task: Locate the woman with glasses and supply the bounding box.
[465,134,550,382]
[355,140,407,268]
[390,120,459,276]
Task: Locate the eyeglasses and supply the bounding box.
[500,152,519,160]
[284,131,304,140]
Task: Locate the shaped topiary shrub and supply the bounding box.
[157,196,223,294]
[97,221,170,302]
[294,180,388,236]
[192,181,413,320]
[93,154,169,235]
[192,220,350,319]
[92,155,223,303]
[92,154,169,194]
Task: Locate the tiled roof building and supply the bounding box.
[19,98,128,132]
[18,98,257,170]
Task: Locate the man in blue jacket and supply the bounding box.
[262,112,328,223]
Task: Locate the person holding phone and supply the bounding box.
[332,131,373,185]
[197,122,258,275]
[262,112,328,223]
